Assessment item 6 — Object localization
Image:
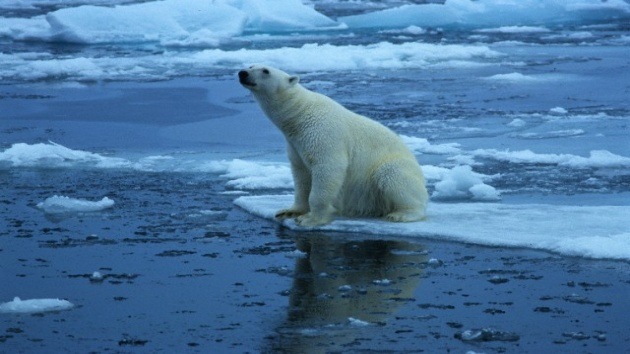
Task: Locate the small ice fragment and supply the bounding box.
[90,271,104,282]
[285,249,308,259]
[36,195,114,214]
[372,279,392,285]
[428,258,443,267]
[348,317,370,327]
[404,25,426,35]
[338,285,352,292]
[455,328,520,342]
[562,332,590,340]
[550,107,568,114]
[0,297,74,314]
[507,118,526,127]
[488,276,509,284]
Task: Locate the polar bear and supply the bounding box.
[238,65,428,227]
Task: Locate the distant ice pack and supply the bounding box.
[1,0,338,45]
[340,0,630,29]
[2,0,629,47]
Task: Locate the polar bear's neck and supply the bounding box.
[253,85,315,133]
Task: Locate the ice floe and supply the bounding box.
[0,297,74,314]
[234,195,630,260]
[36,195,115,214]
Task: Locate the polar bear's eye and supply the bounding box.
[262,68,270,75]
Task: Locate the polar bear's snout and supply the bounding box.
[238,70,255,87]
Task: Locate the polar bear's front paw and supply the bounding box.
[295,213,333,228]
[275,208,307,220]
[385,210,426,223]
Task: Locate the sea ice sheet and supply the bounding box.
[235,195,630,260]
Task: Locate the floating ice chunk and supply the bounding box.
[514,129,585,139]
[550,107,568,114]
[348,317,370,327]
[428,258,444,267]
[372,279,392,285]
[0,15,52,41]
[468,183,501,201]
[381,25,427,35]
[420,165,453,181]
[27,57,104,81]
[472,148,630,168]
[46,0,247,44]
[338,285,352,292]
[0,297,74,314]
[286,249,308,259]
[476,26,550,33]
[90,271,104,282]
[507,118,526,127]
[485,72,560,83]
[223,0,339,32]
[403,25,426,35]
[37,195,115,214]
[432,165,500,201]
[15,0,337,45]
[401,135,462,155]
[455,327,520,342]
[0,142,130,169]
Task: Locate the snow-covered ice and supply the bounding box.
[234,195,630,260]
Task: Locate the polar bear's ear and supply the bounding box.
[288,75,300,86]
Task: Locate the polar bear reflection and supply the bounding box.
[268,235,426,353]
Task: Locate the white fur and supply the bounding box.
[239,65,428,227]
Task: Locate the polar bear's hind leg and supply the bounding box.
[375,159,428,222]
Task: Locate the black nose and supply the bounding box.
[238,70,248,81]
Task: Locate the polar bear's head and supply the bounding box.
[238,65,300,95]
